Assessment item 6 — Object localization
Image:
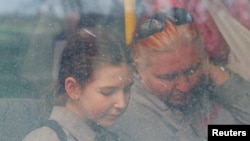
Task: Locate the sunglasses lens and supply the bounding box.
[137,17,165,39]
[165,8,193,25]
[135,8,194,40]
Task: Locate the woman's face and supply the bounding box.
[74,63,133,128]
[136,45,203,107]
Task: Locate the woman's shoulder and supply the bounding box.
[22,126,60,141]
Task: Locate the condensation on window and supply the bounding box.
[0,0,249,141]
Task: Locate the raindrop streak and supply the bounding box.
[117,76,122,80]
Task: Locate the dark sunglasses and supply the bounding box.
[134,8,194,40]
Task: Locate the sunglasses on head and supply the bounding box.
[134,8,194,40]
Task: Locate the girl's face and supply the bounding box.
[69,63,133,128]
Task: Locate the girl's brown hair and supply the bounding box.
[55,28,132,105]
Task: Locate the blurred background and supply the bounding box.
[0,0,250,99]
[0,0,126,98]
[1,1,249,141]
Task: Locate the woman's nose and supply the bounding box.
[175,75,189,92]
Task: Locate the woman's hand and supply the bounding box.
[203,61,230,86]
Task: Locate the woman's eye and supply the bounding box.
[185,69,195,75]
[184,61,201,75]
[159,74,178,81]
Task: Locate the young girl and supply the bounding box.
[22,28,134,141]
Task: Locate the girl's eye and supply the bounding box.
[100,91,113,96]
[98,89,115,96]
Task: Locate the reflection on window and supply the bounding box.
[0,0,125,98]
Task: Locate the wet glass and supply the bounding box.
[0,0,250,141]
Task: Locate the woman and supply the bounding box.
[23,28,134,141]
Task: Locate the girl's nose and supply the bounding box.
[114,92,128,110]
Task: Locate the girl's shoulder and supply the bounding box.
[22,126,60,141]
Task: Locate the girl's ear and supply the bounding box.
[65,77,81,100]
